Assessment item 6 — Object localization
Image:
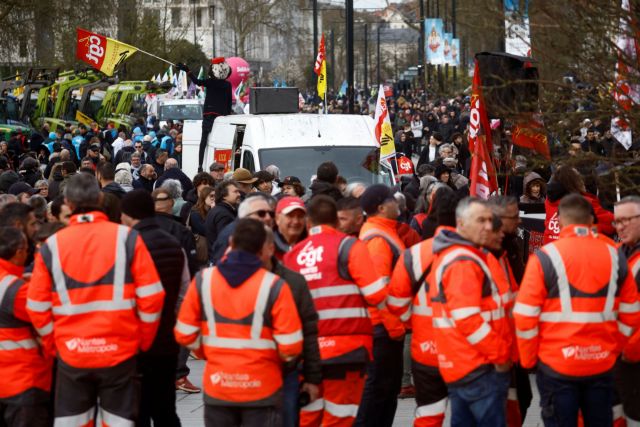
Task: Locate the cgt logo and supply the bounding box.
[296,241,324,268]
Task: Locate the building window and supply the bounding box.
[171,8,181,26]
[196,7,203,27]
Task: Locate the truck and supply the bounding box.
[0,95,31,141]
[181,113,394,185]
[97,81,172,130]
[157,98,203,129]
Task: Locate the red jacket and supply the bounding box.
[175,263,302,405]
[515,225,640,376]
[429,228,513,384]
[622,243,640,361]
[543,193,614,244]
[0,259,52,400]
[284,225,387,363]
[28,211,165,368]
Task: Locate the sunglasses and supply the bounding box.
[248,209,275,218]
[154,196,171,202]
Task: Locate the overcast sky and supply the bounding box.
[354,0,391,9]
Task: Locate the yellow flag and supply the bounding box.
[374,84,396,161]
[75,110,94,126]
[12,71,23,97]
[314,34,327,100]
[77,28,138,76]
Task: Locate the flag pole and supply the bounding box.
[136,48,176,67]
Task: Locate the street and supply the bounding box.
[176,359,546,426]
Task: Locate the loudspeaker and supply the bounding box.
[249,87,299,114]
[475,52,539,118]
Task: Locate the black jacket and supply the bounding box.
[102,182,127,199]
[134,217,185,356]
[309,181,343,202]
[273,259,322,385]
[205,202,237,249]
[133,176,155,193]
[155,212,199,277]
[187,73,232,116]
[154,167,194,198]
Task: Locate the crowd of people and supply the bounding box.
[0,86,638,427]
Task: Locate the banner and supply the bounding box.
[443,33,453,65]
[75,110,93,126]
[314,33,327,100]
[511,116,550,159]
[504,0,531,57]
[425,19,445,65]
[469,61,498,199]
[373,84,396,161]
[76,28,138,76]
[451,38,460,66]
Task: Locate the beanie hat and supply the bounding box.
[0,170,19,193]
[121,189,155,220]
[360,184,394,215]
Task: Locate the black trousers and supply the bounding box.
[199,115,217,170]
[138,354,181,427]
[204,405,281,427]
[54,357,139,426]
[0,400,49,427]
[355,325,404,427]
[615,358,640,422]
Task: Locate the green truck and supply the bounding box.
[0,95,31,141]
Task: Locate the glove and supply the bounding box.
[176,62,190,73]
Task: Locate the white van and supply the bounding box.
[157,98,203,129]
[181,114,393,185]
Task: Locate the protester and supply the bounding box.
[120,190,187,427]
[231,168,258,195]
[175,218,302,426]
[613,196,640,425]
[274,196,308,259]
[208,162,226,184]
[284,195,387,427]
[279,176,306,198]
[0,226,52,427]
[515,194,640,426]
[27,173,165,426]
[134,164,157,192]
[336,196,365,236]
[205,180,242,257]
[308,162,343,201]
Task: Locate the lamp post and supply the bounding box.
[209,3,216,57]
[346,0,354,113]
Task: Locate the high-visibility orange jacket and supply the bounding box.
[27,211,165,369]
[623,244,640,361]
[284,225,387,364]
[388,235,438,367]
[428,228,513,384]
[174,263,302,406]
[360,217,406,339]
[0,259,52,401]
[514,225,640,377]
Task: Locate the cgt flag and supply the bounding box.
[511,116,550,159]
[373,84,396,161]
[76,28,138,76]
[469,60,498,199]
[314,34,327,100]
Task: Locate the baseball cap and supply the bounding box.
[276,196,306,215]
[8,181,38,196]
[279,176,301,187]
[232,168,258,184]
[360,184,395,215]
[209,162,225,171]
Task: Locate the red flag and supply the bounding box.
[76,28,137,76]
[468,60,498,199]
[314,34,326,76]
[512,116,551,159]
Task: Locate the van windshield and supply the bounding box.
[258,146,392,186]
[159,104,203,121]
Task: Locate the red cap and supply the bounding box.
[276,196,306,215]
[211,57,226,64]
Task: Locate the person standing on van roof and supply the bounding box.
[176,58,232,173]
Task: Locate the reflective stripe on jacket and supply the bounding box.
[514,225,640,376]
[27,211,165,368]
[360,217,406,339]
[284,225,386,364]
[174,266,302,405]
[428,228,512,384]
[388,237,438,366]
[0,260,52,401]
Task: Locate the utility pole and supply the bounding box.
[364,23,368,97]
[210,3,216,57]
[419,0,425,88]
[452,0,457,91]
[377,24,381,85]
[313,0,318,59]
[346,0,354,113]
[330,29,335,91]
